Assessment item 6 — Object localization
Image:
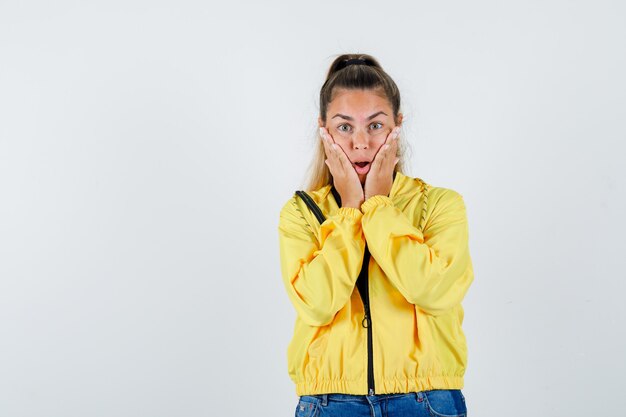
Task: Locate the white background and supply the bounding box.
[1,1,625,416]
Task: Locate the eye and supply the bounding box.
[337,124,352,133]
[369,122,383,130]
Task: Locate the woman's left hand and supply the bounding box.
[363,127,401,201]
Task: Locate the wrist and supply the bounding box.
[361,195,394,214]
[364,191,389,200]
[342,200,363,209]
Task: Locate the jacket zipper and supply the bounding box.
[357,248,375,396]
[328,186,376,395]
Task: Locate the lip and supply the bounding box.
[353,161,371,175]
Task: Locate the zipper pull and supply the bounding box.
[369,388,375,396]
[361,312,369,328]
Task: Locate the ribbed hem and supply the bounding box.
[295,375,464,396]
[335,206,363,220]
[361,195,394,214]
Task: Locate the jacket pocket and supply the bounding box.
[423,389,467,417]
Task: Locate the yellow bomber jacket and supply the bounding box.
[277,171,474,396]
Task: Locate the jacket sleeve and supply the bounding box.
[278,197,366,326]
[360,190,474,316]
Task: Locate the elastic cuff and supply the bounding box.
[335,206,363,220]
[361,195,393,214]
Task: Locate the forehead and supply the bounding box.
[328,88,392,117]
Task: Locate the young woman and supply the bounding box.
[278,54,474,417]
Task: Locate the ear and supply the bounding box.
[395,112,404,126]
[318,117,324,128]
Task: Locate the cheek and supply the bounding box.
[336,143,352,156]
[371,136,387,151]
[331,137,351,152]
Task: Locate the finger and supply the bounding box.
[320,130,348,176]
[382,126,400,146]
[319,127,329,147]
[374,127,399,160]
[371,139,390,170]
[387,127,400,148]
[330,141,350,165]
[321,129,350,168]
[320,133,332,158]
[385,142,400,170]
[320,128,337,161]
[320,127,360,178]
[391,127,400,147]
[382,127,401,160]
[324,145,341,176]
[390,129,401,162]
[371,128,400,172]
[320,127,341,160]
[327,144,350,177]
[380,139,399,169]
[319,127,336,144]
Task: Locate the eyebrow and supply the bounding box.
[331,111,388,121]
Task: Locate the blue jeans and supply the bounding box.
[295,390,467,417]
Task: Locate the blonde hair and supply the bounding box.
[304,53,410,191]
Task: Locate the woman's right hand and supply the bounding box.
[319,127,364,209]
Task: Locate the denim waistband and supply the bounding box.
[300,392,421,406]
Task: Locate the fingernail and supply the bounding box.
[319,127,325,138]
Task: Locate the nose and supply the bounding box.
[352,129,368,150]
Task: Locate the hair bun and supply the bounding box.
[337,58,367,69]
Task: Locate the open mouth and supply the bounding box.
[353,160,371,175]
